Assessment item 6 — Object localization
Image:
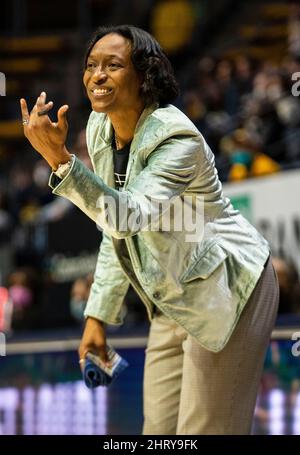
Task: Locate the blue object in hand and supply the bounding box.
[83,346,129,388]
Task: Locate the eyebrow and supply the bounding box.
[87,53,124,61]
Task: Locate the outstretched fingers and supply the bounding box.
[55,104,69,130]
[20,92,54,130]
[20,98,30,126]
[35,91,53,116]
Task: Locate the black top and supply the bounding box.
[112,135,131,190]
[53,136,131,191]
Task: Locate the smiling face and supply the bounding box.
[83,33,144,114]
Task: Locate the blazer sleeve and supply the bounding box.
[48,133,202,239]
[84,229,130,324]
[72,112,130,324]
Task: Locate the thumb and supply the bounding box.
[57,104,69,130]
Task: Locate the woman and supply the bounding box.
[20,25,279,435]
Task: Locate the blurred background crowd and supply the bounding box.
[1,0,300,335]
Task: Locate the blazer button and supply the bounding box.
[152,291,161,300]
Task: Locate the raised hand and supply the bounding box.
[20,91,71,170]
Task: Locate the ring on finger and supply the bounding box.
[22,119,29,125]
[37,109,50,116]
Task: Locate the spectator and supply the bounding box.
[224,128,281,181]
[7,267,38,330]
[272,257,300,315]
[69,274,93,323]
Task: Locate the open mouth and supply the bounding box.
[91,88,113,98]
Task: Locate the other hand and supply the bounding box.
[78,317,110,370]
[20,91,71,170]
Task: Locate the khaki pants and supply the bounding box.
[142,256,279,435]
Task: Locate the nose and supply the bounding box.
[91,66,107,83]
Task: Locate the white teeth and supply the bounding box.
[93,88,111,94]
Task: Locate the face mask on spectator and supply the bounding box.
[70,298,86,322]
[9,285,33,308]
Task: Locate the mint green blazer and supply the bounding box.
[49,104,270,352]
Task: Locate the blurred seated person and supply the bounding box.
[222,129,281,181]
[272,257,300,315]
[0,184,13,239]
[7,267,38,330]
[70,273,146,328]
[70,273,93,323]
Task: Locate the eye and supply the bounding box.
[86,62,96,70]
[108,62,121,70]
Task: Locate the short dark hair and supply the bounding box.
[84,25,179,106]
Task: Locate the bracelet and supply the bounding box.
[54,154,75,179]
